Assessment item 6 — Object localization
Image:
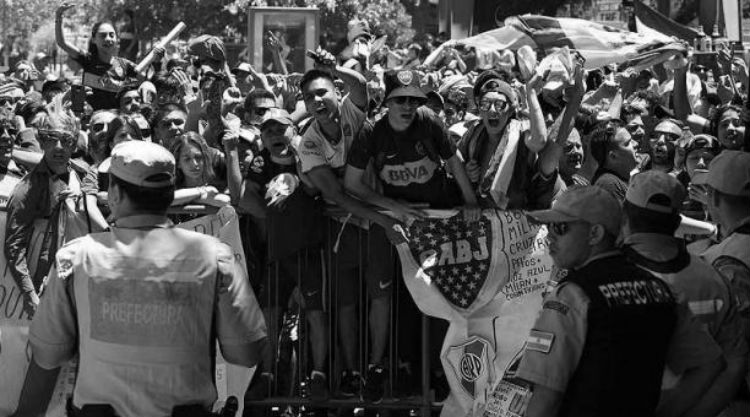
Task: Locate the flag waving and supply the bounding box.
[425,14,685,70]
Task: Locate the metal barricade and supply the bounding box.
[244,209,443,416]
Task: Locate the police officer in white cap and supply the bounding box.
[26,141,267,417]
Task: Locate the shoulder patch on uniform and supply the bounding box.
[57,257,74,280]
[55,238,85,280]
[526,330,555,354]
[216,244,236,294]
[543,300,569,315]
[688,299,722,316]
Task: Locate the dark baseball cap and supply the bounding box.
[384,70,427,101]
[694,150,750,197]
[260,108,293,128]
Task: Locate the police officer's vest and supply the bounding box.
[702,224,750,271]
[558,254,677,417]
[57,226,228,417]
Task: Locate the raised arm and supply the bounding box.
[538,62,585,176]
[55,3,84,60]
[524,72,549,154]
[313,48,368,110]
[221,123,267,218]
[266,32,289,76]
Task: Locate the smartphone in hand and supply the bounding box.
[71,84,86,115]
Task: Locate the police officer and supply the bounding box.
[26,141,267,417]
[622,170,748,417]
[698,150,750,399]
[515,186,723,417]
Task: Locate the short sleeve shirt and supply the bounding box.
[664,301,723,375]
[515,282,588,391]
[73,53,138,111]
[245,149,324,259]
[593,169,629,203]
[348,107,459,207]
[29,220,266,417]
[296,96,365,176]
[245,149,297,186]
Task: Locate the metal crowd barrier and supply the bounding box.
[0,199,441,416]
[244,208,442,417]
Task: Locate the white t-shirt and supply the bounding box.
[295,95,365,176]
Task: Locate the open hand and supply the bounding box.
[266,31,282,51]
[527,69,550,93]
[57,2,75,16]
[563,61,585,102]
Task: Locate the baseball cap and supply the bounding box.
[694,150,750,197]
[473,72,517,107]
[384,70,427,101]
[626,170,686,214]
[0,81,24,97]
[528,186,622,235]
[188,35,226,62]
[654,119,683,138]
[105,141,175,188]
[232,62,253,74]
[260,108,293,128]
[426,90,444,108]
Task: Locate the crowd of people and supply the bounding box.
[1,3,749,417]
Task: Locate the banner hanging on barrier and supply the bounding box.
[395,209,560,417]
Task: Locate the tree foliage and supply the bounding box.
[237,0,416,47]
[0,0,58,49]
[44,0,418,49]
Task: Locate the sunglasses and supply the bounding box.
[478,98,509,112]
[37,129,77,149]
[0,97,22,106]
[392,96,425,106]
[91,122,107,134]
[444,108,456,117]
[625,124,643,134]
[158,118,186,128]
[122,96,141,105]
[549,222,572,236]
[253,107,271,116]
[650,131,681,142]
